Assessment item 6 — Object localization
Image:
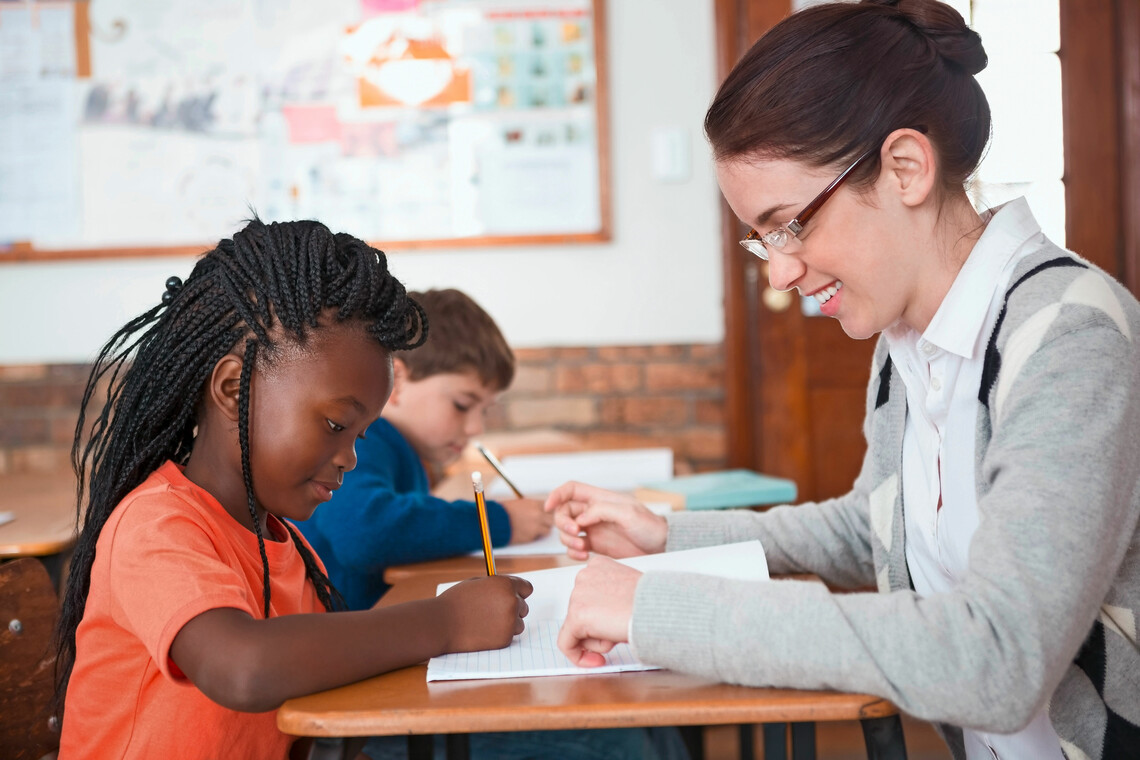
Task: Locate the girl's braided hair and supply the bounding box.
[53,218,426,716]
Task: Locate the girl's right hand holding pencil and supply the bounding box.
[437,575,533,651]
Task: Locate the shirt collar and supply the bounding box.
[906,197,1042,359]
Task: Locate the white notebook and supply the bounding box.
[427,541,770,681]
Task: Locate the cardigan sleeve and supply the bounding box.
[662,340,887,590]
[633,295,1140,734]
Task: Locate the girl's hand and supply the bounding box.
[556,555,642,667]
[437,575,533,652]
[543,481,668,560]
[502,498,554,544]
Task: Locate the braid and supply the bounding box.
[54,218,425,720]
[283,521,348,612]
[236,340,273,619]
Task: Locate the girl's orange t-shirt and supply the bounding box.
[59,461,326,760]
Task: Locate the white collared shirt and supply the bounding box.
[886,198,1065,760]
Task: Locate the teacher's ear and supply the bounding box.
[880,127,938,208]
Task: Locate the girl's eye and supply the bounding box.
[326,419,346,432]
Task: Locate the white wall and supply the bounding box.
[0,0,724,365]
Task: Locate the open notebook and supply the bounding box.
[428,541,769,681]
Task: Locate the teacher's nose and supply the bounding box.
[765,249,806,293]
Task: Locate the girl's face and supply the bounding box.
[715,155,923,339]
[245,324,393,523]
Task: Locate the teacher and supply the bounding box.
[544,2,1140,759]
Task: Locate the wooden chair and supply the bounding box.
[1,558,62,760]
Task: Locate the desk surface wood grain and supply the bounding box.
[278,565,898,738]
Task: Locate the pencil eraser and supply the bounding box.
[471,471,482,484]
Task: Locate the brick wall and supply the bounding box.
[0,364,90,474]
[490,344,727,474]
[0,343,727,476]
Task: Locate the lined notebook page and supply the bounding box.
[428,619,648,681]
[427,541,769,682]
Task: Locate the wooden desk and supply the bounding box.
[279,568,906,760]
[383,553,582,586]
[0,469,79,588]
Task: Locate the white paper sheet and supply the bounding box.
[427,541,769,681]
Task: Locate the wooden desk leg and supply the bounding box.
[860,715,908,760]
[790,722,816,760]
[763,723,787,758]
[445,733,470,760]
[407,735,434,760]
[738,725,755,760]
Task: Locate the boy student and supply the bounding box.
[298,288,553,609]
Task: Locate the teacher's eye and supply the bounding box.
[326,419,346,433]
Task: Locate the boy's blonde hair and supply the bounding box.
[398,289,515,391]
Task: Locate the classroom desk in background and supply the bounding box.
[278,566,907,760]
[0,469,79,589]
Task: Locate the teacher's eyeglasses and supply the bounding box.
[739,145,878,261]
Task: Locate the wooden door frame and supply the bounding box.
[718,0,1140,472]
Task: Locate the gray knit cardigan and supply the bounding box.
[632,246,1140,760]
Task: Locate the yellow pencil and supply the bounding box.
[472,471,496,576]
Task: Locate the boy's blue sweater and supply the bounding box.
[297,418,511,610]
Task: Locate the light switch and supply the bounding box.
[651,127,691,183]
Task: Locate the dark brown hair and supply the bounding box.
[397,288,515,391]
[705,0,990,194]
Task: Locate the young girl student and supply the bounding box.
[546,2,1140,759]
[53,219,532,759]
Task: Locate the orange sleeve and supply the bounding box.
[103,494,260,682]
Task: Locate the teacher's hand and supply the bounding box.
[556,555,641,667]
[543,481,668,561]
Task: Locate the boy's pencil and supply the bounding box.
[471,471,496,576]
[475,442,524,498]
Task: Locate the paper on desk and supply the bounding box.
[472,502,674,558]
[428,541,769,681]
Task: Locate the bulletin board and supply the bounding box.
[0,0,610,263]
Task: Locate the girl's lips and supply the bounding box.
[311,480,338,501]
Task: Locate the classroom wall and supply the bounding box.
[0,0,724,365]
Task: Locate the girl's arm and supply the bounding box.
[169,574,530,713]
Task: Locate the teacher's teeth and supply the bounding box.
[815,281,843,304]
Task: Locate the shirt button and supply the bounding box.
[931,376,942,391]
[921,342,936,356]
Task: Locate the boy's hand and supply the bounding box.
[502,498,554,544]
[438,575,533,652]
[543,481,668,560]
